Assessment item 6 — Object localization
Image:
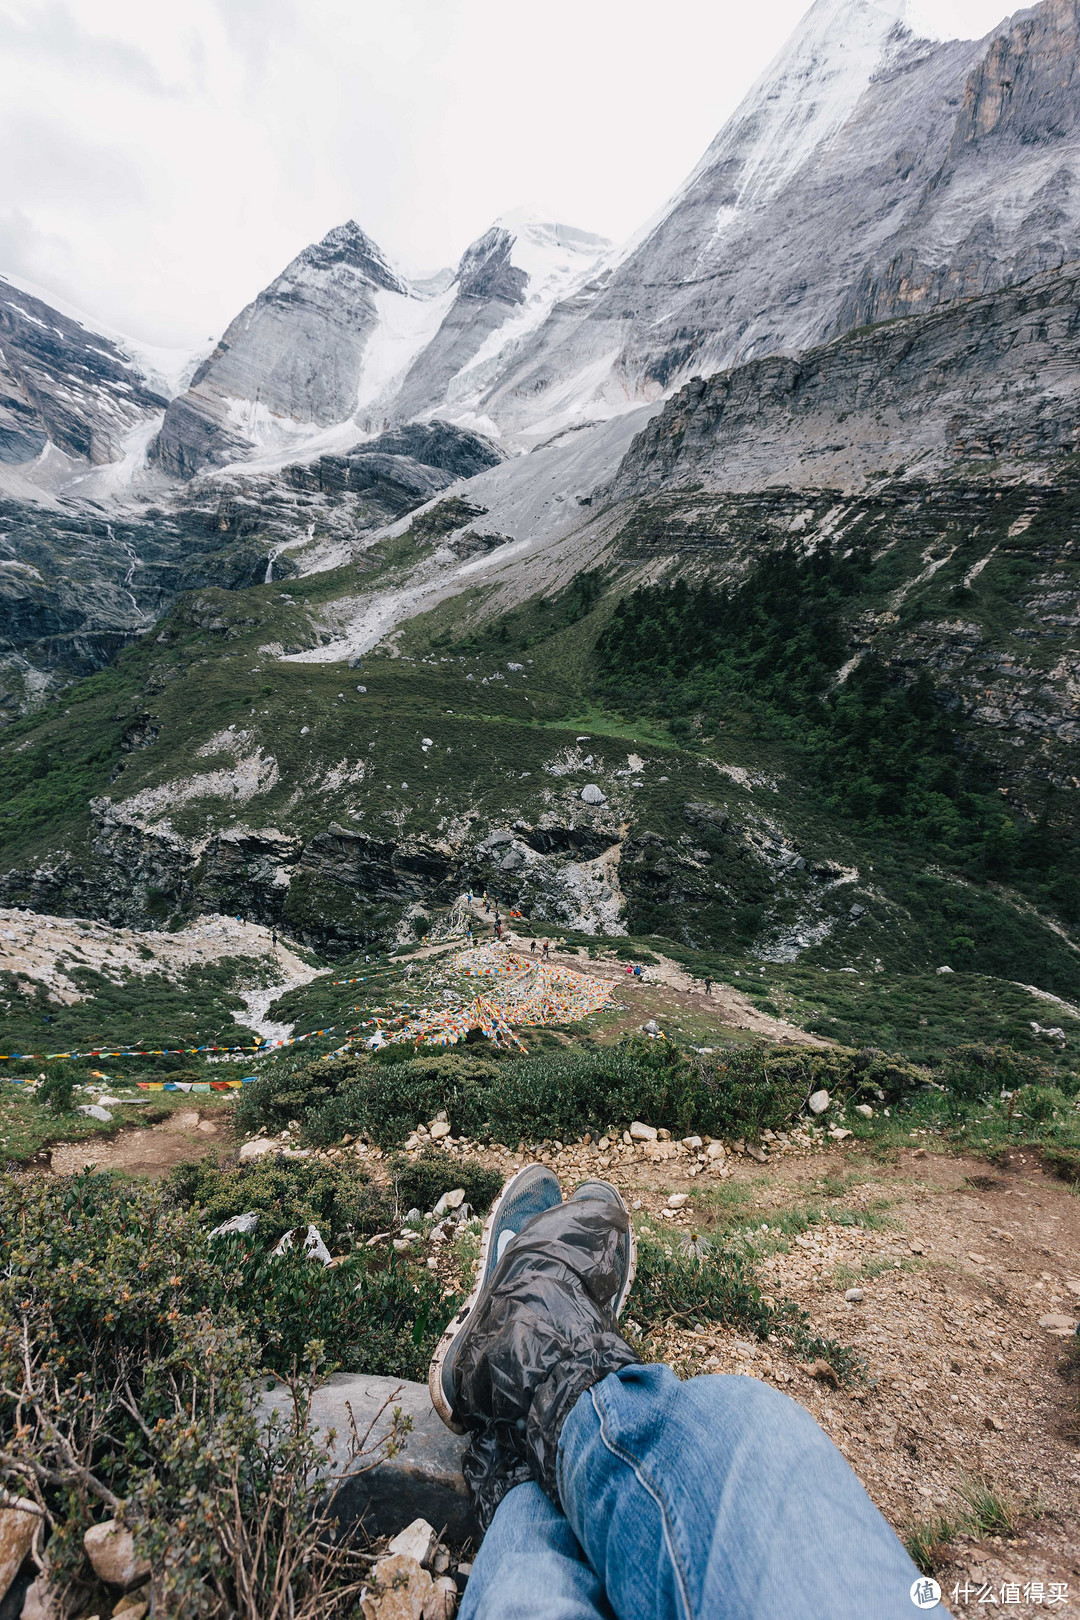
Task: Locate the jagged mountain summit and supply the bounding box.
[474,0,1080,441]
[152,213,611,480]
[151,222,424,479]
[386,213,612,431]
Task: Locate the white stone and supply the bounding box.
[429,1121,452,1140]
[209,1211,260,1238]
[706,1142,726,1160]
[854,1104,874,1118]
[936,965,954,975]
[580,784,607,805]
[681,1136,703,1150]
[807,1090,830,1115]
[0,1499,39,1606]
[1038,1313,1077,1333]
[83,1520,150,1589]
[432,1188,465,1216]
[21,1577,57,1620]
[77,1104,113,1123]
[239,1138,276,1160]
[629,1121,657,1141]
[845,1288,865,1303]
[386,1517,438,1569]
[828,1127,853,1141]
[667,1193,690,1208]
[272,1224,332,1266]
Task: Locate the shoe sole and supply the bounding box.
[428,1164,559,1432]
[570,1180,638,1316]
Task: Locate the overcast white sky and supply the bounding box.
[0,0,1015,349]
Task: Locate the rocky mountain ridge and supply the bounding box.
[474,0,1080,441]
[0,276,168,474]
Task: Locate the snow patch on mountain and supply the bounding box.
[354,283,458,420]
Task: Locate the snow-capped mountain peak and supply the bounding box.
[276,219,409,299]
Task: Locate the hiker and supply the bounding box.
[704,975,712,995]
[530,940,537,955]
[542,941,550,962]
[271,929,278,950]
[430,1167,925,1620]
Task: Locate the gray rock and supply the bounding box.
[844,1288,865,1303]
[77,1104,113,1123]
[807,1089,831,1115]
[854,1104,874,1118]
[209,1211,260,1238]
[258,1373,477,1541]
[83,1520,150,1589]
[272,1224,332,1266]
[580,784,607,805]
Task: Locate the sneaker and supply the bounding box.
[569,1180,637,1316]
[429,1163,563,1430]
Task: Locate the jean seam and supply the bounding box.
[589,1385,696,1620]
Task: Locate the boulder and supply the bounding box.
[807,1090,830,1115]
[208,1211,260,1238]
[360,1552,457,1619]
[432,1189,465,1216]
[1038,1313,1078,1335]
[239,1138,277,1160]
[629,1121,657,1142]
[258,1374,477,1542]
[83,1521,150,1589]
[0,1499,38,1605]
[272,1225,332,1266]
[580,785,606,805]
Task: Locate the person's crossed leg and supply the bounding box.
[428,1167,928,1620]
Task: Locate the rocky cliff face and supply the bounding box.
[0,276,167,470]
[476,0,1080,441]
[151,223,417,478]
[608,262,1080,498]
[838,0,1080,331]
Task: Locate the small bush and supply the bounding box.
[1014,1085,1072,1125]
[166,1153,394,1245]
[388,1147,504,1216]
[629,1235,862,1383]
[33,1060,89,1114]
[0,1170,438,1616]
[940,1043,1050,1101]
[238,1039,928,1150]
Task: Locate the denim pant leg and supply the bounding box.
[461,1480,615,1620]
[557,1365,925,1620]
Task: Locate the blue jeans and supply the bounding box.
[460,1365,924,1620]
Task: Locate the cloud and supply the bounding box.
[0,0,1019,347]
[0,1,173,93]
